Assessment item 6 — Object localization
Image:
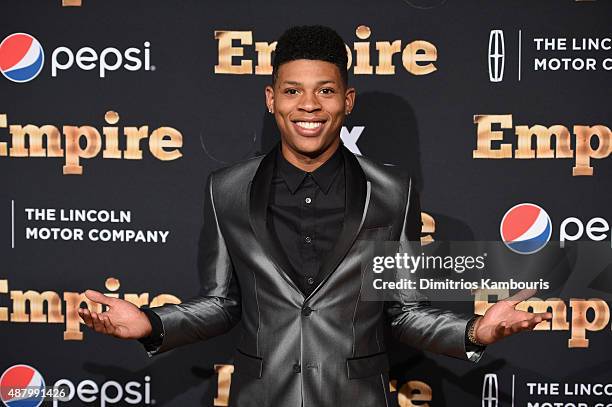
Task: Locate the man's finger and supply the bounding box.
[84,289,114,307]
[80,308,94,329]
[505,289,537,307]
[511,319,529,333]
[90,311,105,332]
[527,317,542,330]
[527,313,550,329]
[79,308,94,329]
[536,312,553,320]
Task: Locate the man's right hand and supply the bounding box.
[78,289,153,340]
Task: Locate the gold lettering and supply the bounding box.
[10,290,64,323]
[354,25,373,75]
[254,41,277,75]
[398,380,432,407]
[402,41,437,75]
[125,294,150,308]
[345,44,353,70]
[103,110,121,159]
[515,125,573,159]
[376,41,402,75]
[573,125,611,176]
[9,125,64,157]
[473,114,513,158]
[150,294,181,308]
[569,298,609,348]
[150,127,183,161]
[0,280,8,321]
[476,291,610,349]
[515,297,569,330]
[214,26,441,77]
[0,114,7,156]
[215,31,253,74]
[123,126,149,160]
[214,364,234,406]
[104,277,120,299]
[421,211,435,246]
[62,125,101,175]
[0,111,184,174]
[0,278,184,341]
[8,125,28,157]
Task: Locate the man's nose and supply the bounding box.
[298,92,322,112]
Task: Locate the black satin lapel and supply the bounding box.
[307,145,368,300]
[249,146,303,296]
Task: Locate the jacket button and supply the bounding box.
[293,363,301,373]
[301,306,312,316]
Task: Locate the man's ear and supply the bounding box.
[265,85,275,113]
[345,86,356,115]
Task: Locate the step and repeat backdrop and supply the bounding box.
[1,0,611,406]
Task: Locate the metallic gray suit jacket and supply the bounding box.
[147,144,482,406]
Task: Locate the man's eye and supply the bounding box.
[284,89,299,95]
[320,88,335,94]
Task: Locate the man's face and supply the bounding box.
[265,59,355,159]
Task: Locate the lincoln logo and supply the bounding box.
[488,30,505,82]
[482,373,499,407]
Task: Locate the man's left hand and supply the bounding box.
[474,289,553,345]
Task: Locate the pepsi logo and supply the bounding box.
[0,364,46,407]
[500,203,552,255]
[0,33,45,83]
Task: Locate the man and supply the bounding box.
[79,26,551,406]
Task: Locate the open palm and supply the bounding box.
[474,289,553,345]
[78,289,153,339]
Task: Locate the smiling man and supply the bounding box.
[78,25,551,407]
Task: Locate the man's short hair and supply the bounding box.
[272,25,348,86]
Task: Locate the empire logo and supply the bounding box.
[0,277,181,340]
[215,25,438,76]
[475,289,611,349]
[473,114,611,176]
[0,110,183,175]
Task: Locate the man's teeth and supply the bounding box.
[296,121,322,129]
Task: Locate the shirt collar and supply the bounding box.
[275,142,344,195]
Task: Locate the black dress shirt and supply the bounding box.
[267,144,345,296]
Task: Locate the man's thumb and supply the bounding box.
[84,289,113,306]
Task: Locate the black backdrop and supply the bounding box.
[1,1,611,406]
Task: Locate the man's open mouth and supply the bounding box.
[294,121,323,129]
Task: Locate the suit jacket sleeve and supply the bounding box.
[384,177,484,362]
[141,172,241,356]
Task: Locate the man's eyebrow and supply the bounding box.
[281,80,337,86]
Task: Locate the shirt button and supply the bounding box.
[302,306,313,316]
[293,363,301,373]
[305,197,312,204]
[304,236,312,244]
[307,277,314,285]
